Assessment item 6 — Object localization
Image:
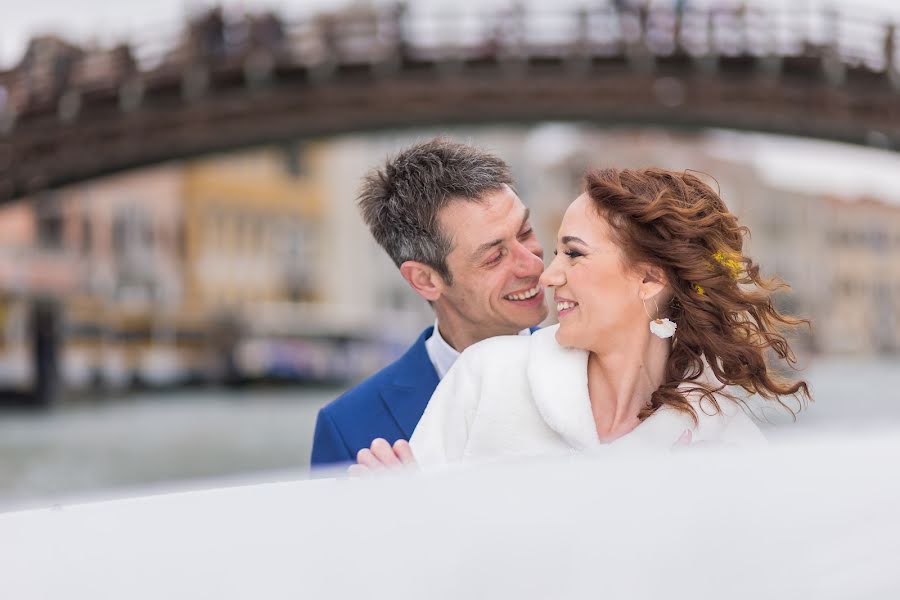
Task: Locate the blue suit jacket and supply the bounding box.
[311,327,439,468]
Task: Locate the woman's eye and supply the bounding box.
[564,250,582,259]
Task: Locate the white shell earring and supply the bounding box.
[649,317,677,339]
[643,296,677,339]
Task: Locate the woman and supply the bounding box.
[356,167,810,470]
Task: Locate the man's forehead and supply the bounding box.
[439,187,521,233]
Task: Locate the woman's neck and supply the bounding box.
[586,330,670,442]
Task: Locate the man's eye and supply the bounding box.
[486,252,503,265]
[518,228,533,239]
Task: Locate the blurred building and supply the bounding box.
[57,165,184,309]
[818,196,900,354]
[695,156,900,355]
[181,144,342,382]
[0,200,80,397]
[181,146,320,311]
[53,165,186,389]
[179,140,431,383]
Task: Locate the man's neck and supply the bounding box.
[434,320,476,354]
[433,306,512,353]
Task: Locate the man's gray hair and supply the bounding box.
[358,137,513,283]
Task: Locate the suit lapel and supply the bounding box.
[380,327,439,439]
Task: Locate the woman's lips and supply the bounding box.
[555,298,578,318]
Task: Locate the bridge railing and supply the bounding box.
[0,2,897,129]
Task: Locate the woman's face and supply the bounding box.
[539,194,649,351]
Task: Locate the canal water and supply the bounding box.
[0,357,897,511]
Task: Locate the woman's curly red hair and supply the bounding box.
[584,167,811,422]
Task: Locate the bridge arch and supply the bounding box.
[1,3,897,201]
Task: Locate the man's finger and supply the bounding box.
[392,440,416,465]
[370,438,401,467]
[357,448,383,469]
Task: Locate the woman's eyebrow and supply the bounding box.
[560,235,588,246]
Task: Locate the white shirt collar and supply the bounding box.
[425,319,532,380]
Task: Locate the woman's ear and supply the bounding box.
[400,261,446,302]
[639,264,669,301]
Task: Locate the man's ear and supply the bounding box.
[639,264,669,301]
[399,261,447,302]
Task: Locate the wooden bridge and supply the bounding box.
[0,3,897,202]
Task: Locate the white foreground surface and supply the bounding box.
[2,437,899,600]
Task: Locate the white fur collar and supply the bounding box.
[526,325,598,451]
[526,325,710,451]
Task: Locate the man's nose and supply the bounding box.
[512,241,544,277]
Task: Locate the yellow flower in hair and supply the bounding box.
[693,284,705,295]
[711,250,742,279]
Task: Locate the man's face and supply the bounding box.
[435,185,548,349]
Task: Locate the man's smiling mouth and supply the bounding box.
[504,285,541,301]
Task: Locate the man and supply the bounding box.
[311,138,548,468]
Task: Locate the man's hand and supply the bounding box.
[347,438,416,476]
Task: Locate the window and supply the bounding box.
[35,194,64,249]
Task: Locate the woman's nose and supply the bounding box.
[539,259,563,288]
